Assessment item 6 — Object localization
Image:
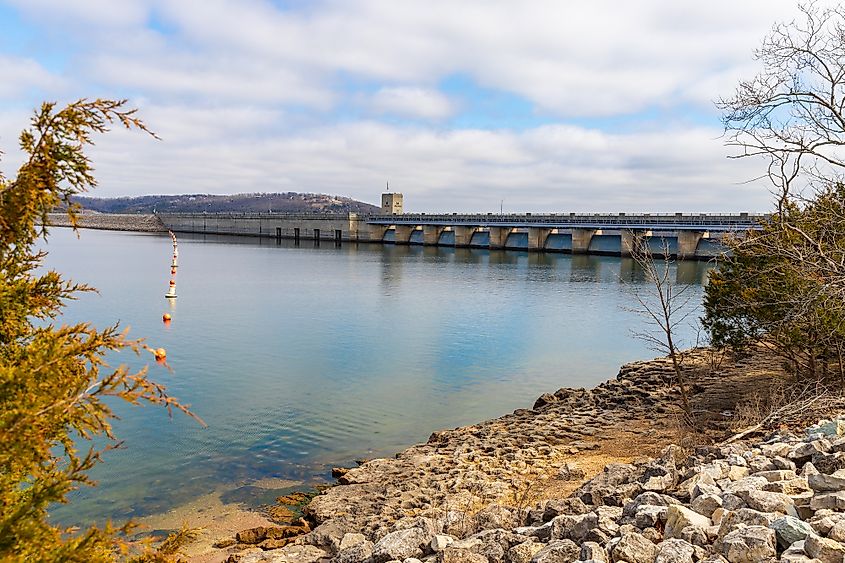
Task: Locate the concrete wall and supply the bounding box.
[157,213,729,259]
[158,213,364,242]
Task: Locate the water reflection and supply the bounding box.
[43,230,713,526]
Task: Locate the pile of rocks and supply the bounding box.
[232,415,845,562]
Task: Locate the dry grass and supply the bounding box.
[728,377,845,442]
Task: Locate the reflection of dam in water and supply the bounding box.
[159,211,765,260]
[375,245,713,288]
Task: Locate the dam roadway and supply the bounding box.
[157,211,766,259]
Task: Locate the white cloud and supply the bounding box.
[0,0,824,211]
[0,55,63,99]
[6,0,149,27]
[79,110,771,213]
[369,87,455,119]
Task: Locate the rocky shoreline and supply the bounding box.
[46,212,166,232]
[187,347,845,562]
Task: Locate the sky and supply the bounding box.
[0,0,814,213]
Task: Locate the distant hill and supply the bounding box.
[71,193,380,214]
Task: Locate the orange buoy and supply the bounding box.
[169,280,176,286]
[162,313,172,322]
[171,268,177,275]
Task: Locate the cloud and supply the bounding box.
[0,0,820,211]
[0,55,63,99]
[369,87,455,120]
[77,107,770,213]
[5,0,149,27]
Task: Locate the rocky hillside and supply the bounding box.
[71,193,380,215]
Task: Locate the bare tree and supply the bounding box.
[627,235,698,421]
[719,2,845,212]
[707,3,845,380]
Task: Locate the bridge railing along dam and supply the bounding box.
[157,212,767,259]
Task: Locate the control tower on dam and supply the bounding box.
[157,192,766,259]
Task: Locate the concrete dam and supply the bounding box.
[157,211,765,259]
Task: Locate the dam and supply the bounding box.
[156,190,765,259]
[157,209,765,259]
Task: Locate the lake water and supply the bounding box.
[43,228,712,526]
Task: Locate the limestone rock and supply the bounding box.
[431,534,455,552]
[654,538,696,563]
[579,541,608,562]
[331,540,374,563]
[339,533,368,551]
[529,539,579,563]
[738,489,796,515]
[804,533,845,563]
[559,462,586,482]
[810,491,845,511]
[664,505,711,540]
[438,546,488,563]
[372,528,428,563]
[611,532,657,563]
[507,540,543,563]
[716,525,776,563]
[807,470,845,493]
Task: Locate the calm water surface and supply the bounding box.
[43,228,712,525]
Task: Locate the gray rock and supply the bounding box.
[692,482,721,501]
[716,525,776,562]
[771,516,815,549]
[475,505,518,531]
[678,472,719,500]
[761,477,810,495]
[610,532,658,563]
[594,506,622,536]
[654,539,696,563]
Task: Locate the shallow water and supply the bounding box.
[42,228,712,525]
